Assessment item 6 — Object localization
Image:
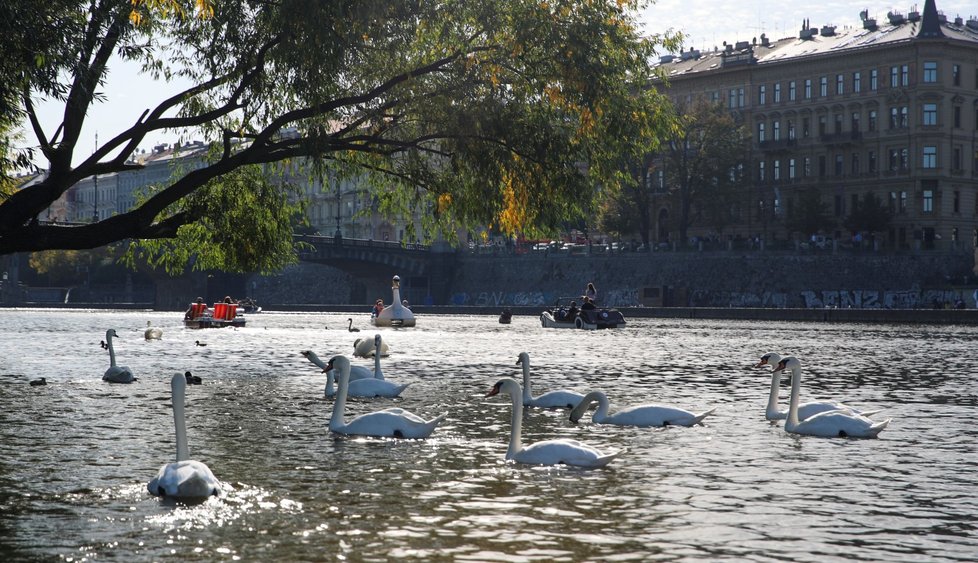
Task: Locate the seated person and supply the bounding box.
[567,301,579,319]
[580,296,596,311]
[373,299,384,316]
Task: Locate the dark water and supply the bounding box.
[0,309,976,562]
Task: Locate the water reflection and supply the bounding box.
[0,309,977,561]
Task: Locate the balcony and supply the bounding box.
[818,131,863,145]
[757,138,797,152]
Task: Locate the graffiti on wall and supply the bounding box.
[450,288,639,308]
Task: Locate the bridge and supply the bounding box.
[294,234,456,303]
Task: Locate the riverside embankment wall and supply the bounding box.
[252,249,978,311]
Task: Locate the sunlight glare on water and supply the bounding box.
[0,309,976,561]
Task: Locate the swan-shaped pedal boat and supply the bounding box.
[148,372,223,500]
[372,275,416,327]
[516,352,584,409]
[772,357,891,439]
[486,378,624,468]
[756,352,881,421]
[324,355,444,439]
[569,391,714,427]
[103,329,136,383]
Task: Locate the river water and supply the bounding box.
[0,309,975,562]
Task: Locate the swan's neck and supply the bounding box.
[766,373,782,417]
[520,360,533,402]
[591,392,611,422]
[374,344,384,380]
[325,370,336,396]
[330,365,349,431]
[507,387,524,459]
[106,333,117,367]
[392,287,401,310]
[173,381,190,461]
[786,366,802,430]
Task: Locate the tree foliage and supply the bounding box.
[843,192,892,236]
[787,188,836,238]
[1,0,678,272]
[660,97,750,243]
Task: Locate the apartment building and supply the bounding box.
[651,0,978,250]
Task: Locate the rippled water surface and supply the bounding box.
[1,309,976,562]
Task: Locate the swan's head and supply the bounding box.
[107,329,119,338]
[486,377,520,398]
[374,333,382,346]
[353,338,363,347]
[516,352,529,366]
[392,275,400,288]
[325,355,350,375]
[755,352,782,368]
[773,356,800,373]
[301,350,326,370]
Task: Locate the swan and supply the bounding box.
[486,378,624,468]
[148,372,223,500]
[30,377,47,386]
[569,391,715,427]
[321,353,408,397]
[348,318,360,332]
[353,334,391,358]
[756,352,881,421]
[144,321,163,340]
[516,352,585,408]
[325,355,445,438]
[774,357,891,438]
[102,329,136,383]
[185,371,202,385]
[302,350,376,381]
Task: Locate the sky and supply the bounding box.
[19,0,977,169]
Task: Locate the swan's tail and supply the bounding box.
[691,407,717,425]
[595,448,627,468]
[858,408,884,418]
[869,418,891,437]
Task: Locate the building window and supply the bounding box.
[728,89,737,109]
[804,79,812,99]
[853,71,862,93]
[868,110,877,131]
[868,151,876,173]
[900,148,909,170]
[802,117,810,138]
[922,146,937,169]
[773,159,781,180]
[819,76,828,97]
[851,112,861,132]
[890,107,899,129]
[789,81,796,101]
[888,149,899,171]
[818,155,826,177]
[835,154,844,176]
[803,156,811,177]
[890,66,899,87]
[774,82,781,103]
[923,189,934,213]
[953,64,960,86]
[757,122,766,142]
[870,69,878,90]
[851,154,860,175]
[758,84,766,105]
[900,106,908,127]
[923,103,938,126]
[953,106,961,128]
[953,190,960,213]
[787,120,796,139]
[953,146,962,170]
[834,114,843,134]
[818,115,827,136]
[901,64,909,86]
[900,191,907,212]
[923,61,938,83]
[836,74,844,95]
[789,158,796,179]
[772,121,780,141]
[758,160,765,181]
[834,194,844,216]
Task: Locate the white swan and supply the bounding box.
[756,352,881,421]
[102,329,136,383]
[144,321,163,340]
[148,372,223,500]
[486,378,624,468]
[302,350,375,381]
[321,348,408,397]
[569,391,715,427]
[325,355,445,439]
[516,352,584,408]
[353,334,391,358]
[774,357,891,438]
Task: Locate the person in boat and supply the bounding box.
[567,300,580,321]
[223,295,233,304]
[402,299,410,310]
[581,296,596,311]
[584,282,597,303]
[185,297,206,320]
[373,299,384,317]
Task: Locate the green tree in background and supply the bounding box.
[787,187,836,239]
[1,0,677,273]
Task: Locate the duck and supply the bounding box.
[29,377,47,386]
[102,329,136,383]
[144,321,163,340]
[99,340,108,350]
[569,391,715,427]
[516,352,585,408]
[756,352,881,421]
[302,350,375,381]
[195,340,207,347]
[347,318,360,332]
[324,355,445,439]
[773,357,891,438]
[148,372,223,500]
[184,371,202,385]
[486,378,624,468]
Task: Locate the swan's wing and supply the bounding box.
[344,410,443,438]
[528,390,585,409]
[148,460,222,499]
[607,404,708,427]
[515,439,621,468]
[348,365,374,381]
[796,411,890,438]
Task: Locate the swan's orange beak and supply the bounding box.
[485,384,502,398]
[754,360,768,368]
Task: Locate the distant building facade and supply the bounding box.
[650,0,978,251]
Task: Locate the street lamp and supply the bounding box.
[334,180,342,243]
